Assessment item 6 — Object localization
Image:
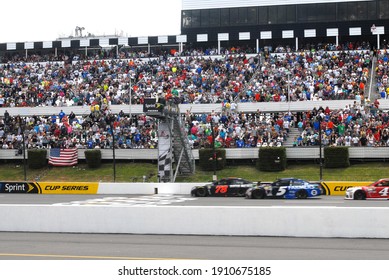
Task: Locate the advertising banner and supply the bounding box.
[39,182,98,194]
[0,182,98,194]
[143,98,163,114]
[0,182,41,193]
[321,181,373,196]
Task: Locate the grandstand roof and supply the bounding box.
[182,0,368,10]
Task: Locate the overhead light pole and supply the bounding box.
[318,116,323,181]
[129,76,132,120]
[21,117,27,181]
[110,115,116,182]
[210,119,217,181]
[285,70,291,111]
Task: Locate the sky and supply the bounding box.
[1,0,182,43]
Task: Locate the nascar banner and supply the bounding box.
[320,181,373,196]
[0,182,98,194]
[0,182,41,194]
[143,98,163,114]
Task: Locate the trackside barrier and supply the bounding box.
[1,181,377,196]
[1,205,389,238]
[320,181,373,196]
[0,182,207,195]
[97,183,201,194]
[0,181,202,195]
[0,182,99,194]
[4,147,389,160]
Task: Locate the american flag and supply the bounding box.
[48,148,78,166]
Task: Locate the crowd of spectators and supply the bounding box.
[1,98,389,151]
[0,108,158,150]
[0,41,377,110]
[0,50,260,108]
[273,41,372,53]
[293,101,389,147]
[375,50,389,99]
[237,49,372,102]
[1,41,389,152]
[184,109,290,149]
[0,105,290,151]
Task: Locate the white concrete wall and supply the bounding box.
[5,146,389,160]
[3,99,389,117]
[1,205,389,238]
[98,183,201,194]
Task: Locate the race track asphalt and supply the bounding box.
[1,193,388,207]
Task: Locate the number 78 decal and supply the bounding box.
[215,185,228,193]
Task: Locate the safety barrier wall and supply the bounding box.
[4,99,389,116]
[0,182,374,196]
[3,147,389,160]
[1,205,389,238]
[320,181,373,196]
[97,182,377,196]
[0,182,200,195]
[99,182,375,196]
[2,99,389,117]
[98,182,200,195]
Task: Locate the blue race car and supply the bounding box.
[245,178,322,199]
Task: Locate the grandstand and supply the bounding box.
[2,1,389,58]
[181,0,389,51]
[1,0,389,168]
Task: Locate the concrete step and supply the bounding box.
[283,127,301,147]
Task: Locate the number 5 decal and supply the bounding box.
[276,187,287,196]
[215,185,228,193]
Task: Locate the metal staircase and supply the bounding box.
[143,98,195,182]
[368,55,378,101]
[171,113,195,180]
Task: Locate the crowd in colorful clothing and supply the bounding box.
[0,43,375,110]
[293,101,388,147]
[1,42,389,151]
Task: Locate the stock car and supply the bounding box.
[245,178,322,199]
[191,177,258,197]
[345,178,389,200]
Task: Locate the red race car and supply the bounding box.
[345,179,389,200]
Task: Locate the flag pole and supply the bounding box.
[111,115,116,182]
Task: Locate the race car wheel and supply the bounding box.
[196,187,207,197]
[296,189,308,199]
[252,189,265,199]
[353,190,366,200]
[237,188,246,197]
